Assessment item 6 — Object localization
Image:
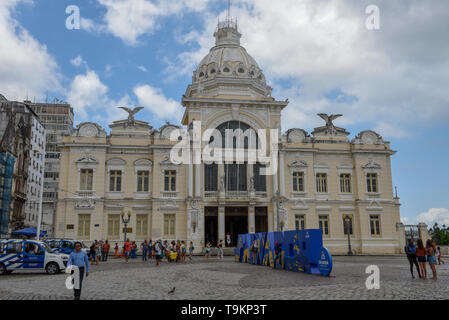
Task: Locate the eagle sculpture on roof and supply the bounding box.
[317,113,343,135]
[118,106,144,126]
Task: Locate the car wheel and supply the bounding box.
[0,263,6,275]
[45,262,59,275]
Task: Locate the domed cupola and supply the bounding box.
[185,17,273,100]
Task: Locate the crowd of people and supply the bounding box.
[86,239,228,266]
[405,238,444,280]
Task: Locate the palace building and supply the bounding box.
[55,19,405,254]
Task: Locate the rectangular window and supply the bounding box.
[295,215,305,230]
[109,171,122,192]
[225,163,247,191]
[343,215,354,235]
[367,173,378,193]
[319,215,329,236]
[253,163,267,192]
[292,172,304,192]
[370,215,381,236]
[340,174,352,193]
[316,173,328,193]
[78,214,91,239]
[80,169,93,191]
[204,164,218,192]
[164,170,176,191]
[137,171,149,192]
[164,214,176,238]
[136,214,148,238]
[108,215,120,239]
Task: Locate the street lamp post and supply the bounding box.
[344,215,353,256]
[121,210,131,243]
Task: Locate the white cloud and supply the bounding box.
[0,0,61,101]
[92,0,211,45]
[70,55,86,67]
[67,68,133,125]
[417,208,449,227]
[172,0,449,137]
[137,65,148,72]
[67,70,109,119]
[134,84,183,120]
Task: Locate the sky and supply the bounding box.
[0,0,448,227]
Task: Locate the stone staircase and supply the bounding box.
[208,247,236,256]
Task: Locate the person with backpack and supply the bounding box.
[154,241,163,267]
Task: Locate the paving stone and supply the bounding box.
[0,256,447,300]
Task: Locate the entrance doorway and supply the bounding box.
[204,207,218,247]
[255,207,268,233]
[225,207,248,247]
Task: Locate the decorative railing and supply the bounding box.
[226,191,248,198]
[204,191,218,198]
[77,190,95,198]
[255,192,268,198]
[161,191,179,198]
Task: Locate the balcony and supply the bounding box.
[77,190,95,198]
[161,191,179,198]
[204,191,218,199]
[225,191,248,199]
[255,191,268,198]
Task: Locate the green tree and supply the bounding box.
[429,222,449,245]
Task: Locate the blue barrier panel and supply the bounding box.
[236,229,332,276]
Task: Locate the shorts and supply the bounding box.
[125,251,131,259]
[91,253,96,260]
[427,256,436,264]
[417,256,426,263]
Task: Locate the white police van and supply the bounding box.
[0,239,68,275]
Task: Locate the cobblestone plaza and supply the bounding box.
[0,256,447,300]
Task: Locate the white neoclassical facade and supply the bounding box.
[55,19,404,254]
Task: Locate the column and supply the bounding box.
[195,163,201,198]
[188,150,193,198]
[218,206,225,245]
[279,151,285,197]
[219,163,225,198]
[248,206,255,234]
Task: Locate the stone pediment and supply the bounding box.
[73,122,107,138]
[362,159,382,169]
[288,159,308,168]
[156,122,184,140]
[76,155,98,164]
[134,159,153,167]
[352,130,384,145]
[286,128,310,143]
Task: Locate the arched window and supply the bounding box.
[205,121,262,193]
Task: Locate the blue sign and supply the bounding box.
[318,247,333,276]
[235,229,333,277]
